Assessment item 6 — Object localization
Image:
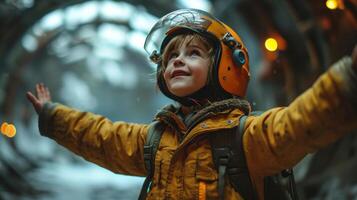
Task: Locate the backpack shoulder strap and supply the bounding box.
[234,114,257,199]
[139,121,165,200]
[210,114,256,200]
[210,128,234,200]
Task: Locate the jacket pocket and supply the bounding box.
[195,152,218,181]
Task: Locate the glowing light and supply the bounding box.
[326,0,339,10]
[1,122,8,133]
[1,122,17,138]
[265,38,278,52]
[6,124,16,137]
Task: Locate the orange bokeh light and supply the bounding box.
[1,122,17,138]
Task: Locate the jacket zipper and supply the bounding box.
[198,181,207,200]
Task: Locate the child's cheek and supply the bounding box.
[163,68,170,79]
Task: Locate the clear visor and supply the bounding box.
[144,9,219,60]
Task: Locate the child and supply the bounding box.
[27,9,357,200]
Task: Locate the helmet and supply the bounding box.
[144,8,250,103]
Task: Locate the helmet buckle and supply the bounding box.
[149,50,162,64]
[222,33,243,49]
[223,33,237,49]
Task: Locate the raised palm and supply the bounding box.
[26,83,52,114]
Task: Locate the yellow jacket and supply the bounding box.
[39,57,357,199]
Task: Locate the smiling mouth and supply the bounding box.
[171,71,190,78]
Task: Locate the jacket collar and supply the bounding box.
[154,98,251,132]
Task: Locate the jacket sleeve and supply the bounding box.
[39,103,149,176]
[243,56,357,176]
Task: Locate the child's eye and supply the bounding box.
[169,52,178,60]
[189,49,201,56]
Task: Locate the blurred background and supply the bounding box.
[0,0,356,199]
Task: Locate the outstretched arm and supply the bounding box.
[26,83,149,176]
[244,46,357,177]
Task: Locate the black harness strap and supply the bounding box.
[211,129,232,200]
[283,168,299,200]
[234,115,257,200]
[138,121,165,200]
[210,115,256,200]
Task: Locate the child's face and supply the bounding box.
[163,39,211,97]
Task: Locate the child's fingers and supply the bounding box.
[38,83,45,100]
[47,87,52,101]
[41,84,50,101]
[36,84,42,99]
[26,91,41,114]
[26,92,39,105]
[45,86,51,101]
[40,83,45,93]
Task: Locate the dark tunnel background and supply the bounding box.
[0,0,356,199]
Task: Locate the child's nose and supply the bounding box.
[173,55,185,67]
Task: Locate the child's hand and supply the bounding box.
[26,83,52,114]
